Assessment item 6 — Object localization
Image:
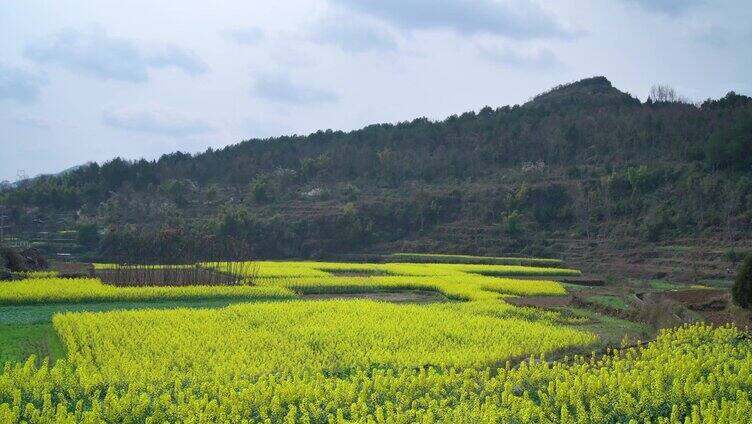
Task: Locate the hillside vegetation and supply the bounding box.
[2,77,751,276]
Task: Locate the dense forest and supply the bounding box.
[2,77,751,266]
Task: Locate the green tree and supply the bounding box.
[76,223,100,248]
[732,255,752,309]
[705,117,752,170]
[336,203,371,248]
[504,210,522,234]
[250,174,270,203]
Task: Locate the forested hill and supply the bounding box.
[2,76,752,276]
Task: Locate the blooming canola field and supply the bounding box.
[54,300,596,387]
[0,259,750,422]
[209,260,575,299]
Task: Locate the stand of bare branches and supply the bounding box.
[96,235,259,287]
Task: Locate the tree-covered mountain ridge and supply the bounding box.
[2,76,751,279]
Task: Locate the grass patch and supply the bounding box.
[646,279,680,290]
[633,279,699,291]
[0,298,287,326]
[562,307,651,346]
[588,295,629,311]
[0,323,65,365]
[698,278,735,288]
[562,283,592,291]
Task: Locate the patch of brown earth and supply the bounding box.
[639,289,729,312]
[302,290,446,303]
[661,289,727,303]
[560,277,605,286]
[701,310,752,327]
[51,261,94,278]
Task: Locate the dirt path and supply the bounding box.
[302,290,447,303]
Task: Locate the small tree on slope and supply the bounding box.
[733,255,752,309]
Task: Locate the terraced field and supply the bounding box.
[208,260,576,299]
[0,256,749,422]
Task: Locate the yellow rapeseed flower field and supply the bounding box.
[53,300,597,388]
[0,277,295,305]
[0,323,748,422]
[1,260,748,422]
[208,260,572,299]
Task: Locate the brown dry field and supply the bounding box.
[95,268,239,287]
[302,290,447,303]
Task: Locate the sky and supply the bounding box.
[1,0,751,182]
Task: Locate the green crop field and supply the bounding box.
[0,257,749,422]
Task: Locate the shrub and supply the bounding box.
[0,246,28,272]
[732,255,752,309]
[723,248,743,263]
[641,208,674,242]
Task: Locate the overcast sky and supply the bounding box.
[1,0,750,181]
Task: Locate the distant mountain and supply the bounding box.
[2,77,751,279]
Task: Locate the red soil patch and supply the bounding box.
[661,289,726,304]
[641,289,730,312]
[702,311,736,326]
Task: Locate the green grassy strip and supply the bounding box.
[0,323,65,365]
[0,299,286,326]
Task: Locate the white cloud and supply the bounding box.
[330,0,575,39]
[25,27,207,82]
[102,110,213,137]
[0,63,46,103]
[479,46,562,70]
[7,115,51,129]
[623,0,705,15]
[223,27,264,45]
[252,74,338,104]
[147,46,207,75]
[312,13,398,52]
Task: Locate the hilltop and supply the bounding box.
[524,76,640,110]
[1,77,751,280]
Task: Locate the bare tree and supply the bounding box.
[649,84,681,103]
